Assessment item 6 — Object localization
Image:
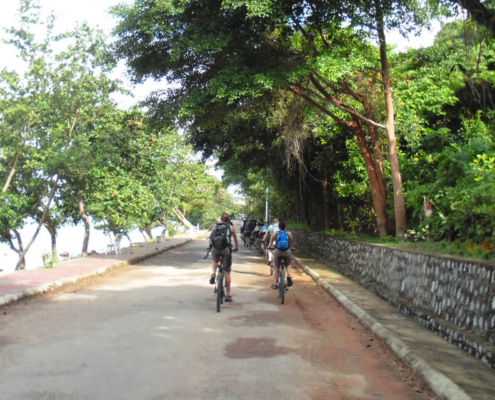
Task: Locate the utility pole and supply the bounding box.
[265,186,269,222]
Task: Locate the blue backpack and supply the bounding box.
[275,231,290,251]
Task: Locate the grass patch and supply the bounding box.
[288,223,495,262]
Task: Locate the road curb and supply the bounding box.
[292,256,471,400]
[0,237,197,308]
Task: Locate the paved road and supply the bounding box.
[0,224,435,399]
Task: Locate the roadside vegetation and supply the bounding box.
[111,0,495,262]
[0,1,241,270]
[3,0,495,269]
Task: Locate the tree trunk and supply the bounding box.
[289,84,390,235]
[78,190,91,257]
[172,207,194,229]
[140,229,150,242]
[366,117,387,200]
[353,118,389,236]
[368,123,393,233]
[159,217,169,230]
[44,224,60,263]
[322,179,331,230]
[145,224,153,239]
[12,230,26,270]
[375,0,407,237]
[2,125,31,195]
[15,178,59,270]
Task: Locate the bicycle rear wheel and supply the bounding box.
[279,267,285,304]
[216,270,223,312]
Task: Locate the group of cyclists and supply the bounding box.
[207,213,295,302]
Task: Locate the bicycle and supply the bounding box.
[205,248,238,312]
[244,232,251,247]
[269,248,295,304]
[249,233,255,249]
[257,236,265,256]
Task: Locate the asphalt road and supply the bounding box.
[0,222,435,400]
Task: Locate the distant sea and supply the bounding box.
[0,220,167,275]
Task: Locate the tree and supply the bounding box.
[112,0,429,236]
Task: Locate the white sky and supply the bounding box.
[0,0,171,109]
[0,0,440,108]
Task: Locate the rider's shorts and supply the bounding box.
[273,249,291,269]
[211,246,232,272]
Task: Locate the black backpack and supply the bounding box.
[210,223,231,249]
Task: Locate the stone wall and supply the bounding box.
[292,229,495,368]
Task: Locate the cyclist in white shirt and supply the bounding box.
[263,218,279,266]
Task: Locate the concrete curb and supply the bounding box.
[292,256,471,400]
[0,237,196,308]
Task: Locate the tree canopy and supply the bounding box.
[112,0,495,257]
[0,0,235,269]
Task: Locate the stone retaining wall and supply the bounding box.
[292,229,495,368]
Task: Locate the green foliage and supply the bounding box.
[109,1,495,259]
[0,1,234,268]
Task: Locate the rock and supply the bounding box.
[59,251,69,257]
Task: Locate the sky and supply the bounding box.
[0,0,441,107]
[0,0,171,109]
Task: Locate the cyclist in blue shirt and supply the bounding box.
[267,220,295,289]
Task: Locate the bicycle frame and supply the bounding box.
[205,250,225,312]
[268,247,289,304]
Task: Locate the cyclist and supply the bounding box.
[208,212,239,302]
[267,220,295,289]
[263,218,279,266]
[244,218,256,244]
[260,221,269,240]
[253,220,262,240]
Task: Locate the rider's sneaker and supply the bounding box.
[209,274,215,284]
[287,276,293,286]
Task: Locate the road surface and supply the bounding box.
[0,222,435,399]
